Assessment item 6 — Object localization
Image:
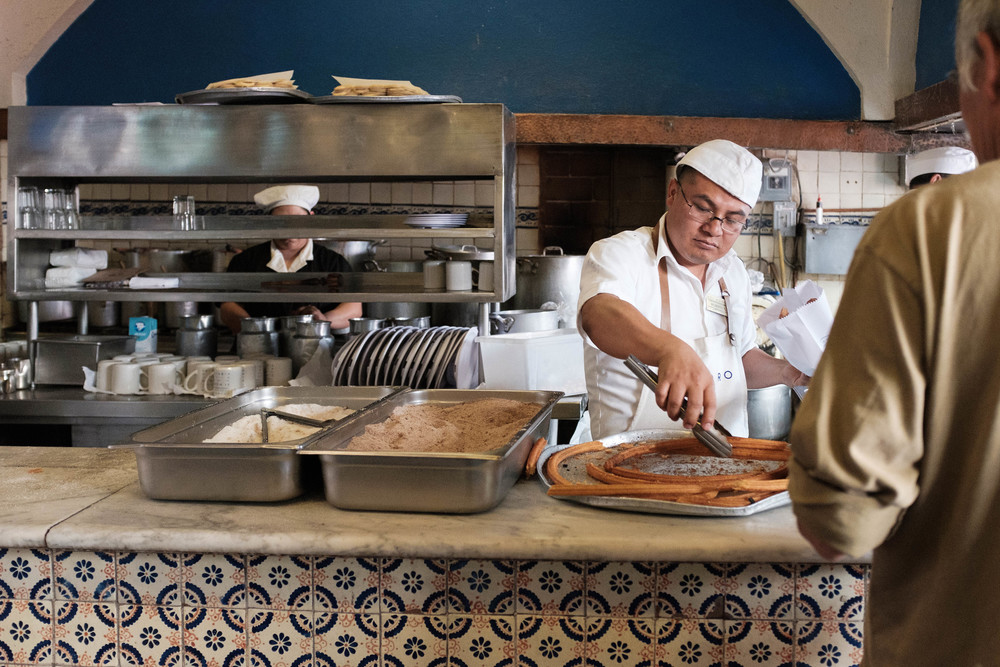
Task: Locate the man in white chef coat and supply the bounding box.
[905,145,977,188]
[577,139,808,440]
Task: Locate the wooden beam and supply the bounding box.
[515,113,968,153]
[894,79,962,132]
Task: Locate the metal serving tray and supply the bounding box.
[301,389,563,513]
[123,386,404,502]
[537,429,791,517]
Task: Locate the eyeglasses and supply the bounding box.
[676,182,747,234]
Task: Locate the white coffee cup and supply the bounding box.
[215,355,240,364]
[95,359,119,392]
[236,360,261,391]
[183,360,218,395]
[265,356,294,386]
[423,260,446,289]
[110,362,145,395]
[113,354,136,362]
[147,362,182,395]
[474,260,494,292]
[206,364,244,399]
[446,260,473,291]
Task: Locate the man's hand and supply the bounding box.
[653,342,717,430]
[797,518,847,561]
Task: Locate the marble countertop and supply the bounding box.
[0,447,853,563]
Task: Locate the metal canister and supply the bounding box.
[278,314,315,356]
[290,320,333,373]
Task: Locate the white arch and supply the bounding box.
[0,0,94,108]
[789,0,922,120]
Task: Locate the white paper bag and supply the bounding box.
[757,280,833,392]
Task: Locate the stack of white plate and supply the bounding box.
[331,325,479,389]
[403,213,468,228]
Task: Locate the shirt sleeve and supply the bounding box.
[578,232,646,310]
[788,239,925,558]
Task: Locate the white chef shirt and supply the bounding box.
[577,214,757,438]
[266,239,314,273]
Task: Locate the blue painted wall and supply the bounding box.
[28,0,860,120]
[915,0,961,90]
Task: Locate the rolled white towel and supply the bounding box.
[44,266,97,288]
[129,276,180,289]
[49,248,108,269]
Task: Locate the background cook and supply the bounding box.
[904,145,977,188]
[219,185,362,335]
[576,139,808,441]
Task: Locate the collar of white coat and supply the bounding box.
[267,239,314,273]
[653,213,741,286]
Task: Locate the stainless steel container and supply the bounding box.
[237,331,279,357]
[296,320,332,338]
[362,260,431,320]
[489,309,560,334]
[747,385,793,440]
[290,320,333,373]
[302,388,563,513]
[176,328,219,358]
[126,386,405,501]
[349,317,387,335]
[278,314,315,356]
[159,301,199,330]
[87,301,120,328]
[505,247,585,327]
[180,314,214,330]
[32,334,136,385]
[241,317,278,333]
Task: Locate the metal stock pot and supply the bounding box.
[505,246,585,327]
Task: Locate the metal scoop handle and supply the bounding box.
[623,355,733,458]
[259,408,332,444]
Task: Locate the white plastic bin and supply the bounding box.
[476,329,586,394]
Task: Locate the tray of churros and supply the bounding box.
[537,429,791,517]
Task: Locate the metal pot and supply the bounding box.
[18,300,74,323]
[504,246,585,327]
[87,301,119,328]
[176,328,219,358]
[746,385,793,440]
[361,260,431,320]
[323,240,383,270]
[122,248,191,273]
[489,308,560,334]
[158,301,200,329]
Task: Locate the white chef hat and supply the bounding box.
[905,147,977,186]
[676,139,763,208]
[253,185,320,213]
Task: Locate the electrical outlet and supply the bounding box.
[772,201,797,236]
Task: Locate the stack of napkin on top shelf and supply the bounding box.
[44,248,108,288]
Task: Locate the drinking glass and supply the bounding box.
[42,188,67,229]
[17,187,40,229]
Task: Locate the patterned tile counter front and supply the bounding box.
[0,448,869,666]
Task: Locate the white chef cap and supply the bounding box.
[905,147,977,186]
[676,139,763,208]
[254,185,320,213]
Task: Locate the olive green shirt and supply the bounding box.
[789,160,1000,665]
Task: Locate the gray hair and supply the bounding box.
[956,0,1000,90]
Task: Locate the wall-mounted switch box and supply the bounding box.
[760,161,792,201]
[772,200,797,236]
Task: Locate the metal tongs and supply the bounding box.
[624,355,733,458]
[258,408,332,444]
